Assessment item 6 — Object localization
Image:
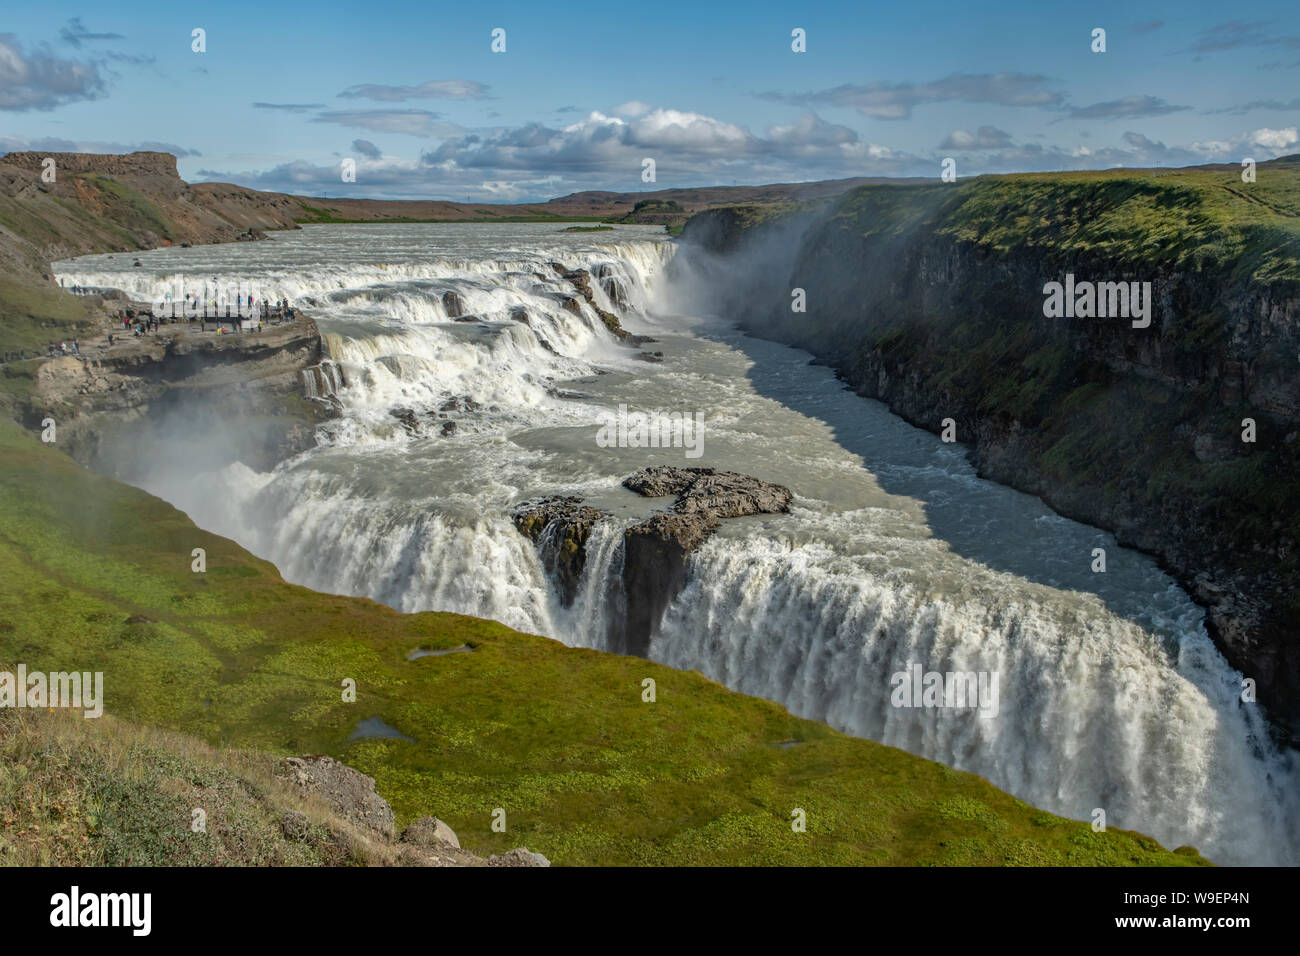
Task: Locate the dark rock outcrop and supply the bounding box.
[620,467,793,655]
[389,406,419,434]
[512,468,792,655]
[442,290,466,318]
[513,496,610,606]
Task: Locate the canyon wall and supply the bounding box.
[678,159,1300,735]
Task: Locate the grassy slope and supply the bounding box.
[0,422,1206,866]
[846,162,1300,275]
[0,708,394,866]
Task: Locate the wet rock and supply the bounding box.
[438,395,481,414]
[442,290,466,318]
[554,293,583,317]
[275,755,396,842]
[601,275,629,311]
[513,469,791,655]
[389,406,419,434]
[620,467,792,655]
[512,496,612,606]
[562,269,595,305]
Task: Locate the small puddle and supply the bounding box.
[774,739,801,749]
[349,716,415,743]
[407,644,474,660]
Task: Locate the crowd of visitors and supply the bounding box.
[2,294,300,365]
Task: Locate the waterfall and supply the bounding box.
[53,222,1300,867]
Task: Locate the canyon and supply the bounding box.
[4,151,1300,866]
[675,159,1300,736]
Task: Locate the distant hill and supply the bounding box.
[288,175,916,225]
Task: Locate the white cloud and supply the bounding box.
[1250,126,1298,149]
[939,126,1013,150]
[1190,139,1233,153]
[0,33,104,111]
[312,109,462,138]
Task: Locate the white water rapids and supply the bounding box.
[56,223,1300,865]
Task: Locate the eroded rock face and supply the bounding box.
[27,318,334,475]
[442,290,466,319]
[512,496,611,606]
[682,194,1300,735]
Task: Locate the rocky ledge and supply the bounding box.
[275,755,550,867]
[513,466,793,655]
[22,314,335,475]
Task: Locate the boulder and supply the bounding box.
[389,406,419,435]
[400,816,461,849]
[275,755,396,841]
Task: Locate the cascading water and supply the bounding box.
[55,222,1300,866]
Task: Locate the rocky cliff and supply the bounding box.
[0,708,548,867]
[0,151,331,470]
[679,157,1300,736]
[23,316,336,475]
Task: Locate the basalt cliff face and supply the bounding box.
[678,159,1300,735]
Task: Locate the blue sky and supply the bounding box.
[2,1,1299,200]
